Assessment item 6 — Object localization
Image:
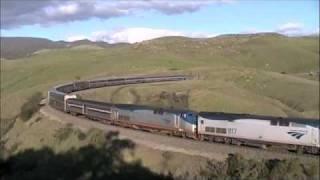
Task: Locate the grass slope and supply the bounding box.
[1,34,319,121]
[3,113,209,177]
[0,37,117,59]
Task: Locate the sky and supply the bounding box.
[1,0,319,43]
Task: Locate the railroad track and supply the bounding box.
[41,105,317,162]
[47,74,319,156]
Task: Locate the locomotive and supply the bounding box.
[48,75,320,154]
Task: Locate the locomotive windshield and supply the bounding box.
[181,112,197,124]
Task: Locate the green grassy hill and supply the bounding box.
[0,37,66,59]
[1,34,319,121]
[1,34,319,177]
[0,37,117,59]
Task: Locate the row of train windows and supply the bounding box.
[153,109,164,115]
[270,120,306,127]
[205,127,226,134]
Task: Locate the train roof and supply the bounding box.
[68,98,194,114]
[199,112,319,127]
[114,103,193,114]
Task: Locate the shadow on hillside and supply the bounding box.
[0,131,172,180]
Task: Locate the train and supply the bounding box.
[48,75,320,154]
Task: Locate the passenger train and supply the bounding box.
[48,75,319,154]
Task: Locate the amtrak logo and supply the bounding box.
[287,130,307,139]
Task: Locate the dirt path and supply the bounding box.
[40,105,316,162]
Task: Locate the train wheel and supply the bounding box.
[232,139,242,146]
[225,138,232,144]
[198,134,204,141]
[260,144,267,149]
[306,147,318,154]
[181,132,186,138]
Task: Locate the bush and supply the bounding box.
[34,117,42,123]
[199,154,318,180]
[0,118,16,137]
[87,128,107,146]
[9,142,22,153]
[76,94,82,99]
[304,163,320,178]
[268,158,307,180]
[199,160,228,179]
[20,92,43,121]
[76,130,87,141]
[54,124,74,143]
[1,131,172,180]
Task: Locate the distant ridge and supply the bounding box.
[1,37,65,59]
[216,32,285,38]
[0,33,318,59]
[0,37,128,59]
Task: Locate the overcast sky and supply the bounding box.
[1,0,319,43]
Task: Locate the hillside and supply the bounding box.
[1,34,319,122]
[0,37,119,59]
[1,34,319,178]
[0,37,64,59]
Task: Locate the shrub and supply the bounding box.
[199,160,228,179]
[226,153,269,180]
[54,124,74,143]
[9,142,22,153]
[75,75,81,80]
[76,94,82,99]
[0,131,172,180]
[199,154,317,180]
[0,118,16,137]
[161,151,173,173]
[87,128,106,146]
[76,130,87,141]
[20,92,43,121]
[304,163,320,178]
[34,117,42,123]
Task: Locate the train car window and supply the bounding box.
[200,120,204,124]
[279,121,289,126]
[153,109,163,115]
[187,113,197,124]
[205,127,215,133]
[119,115,130,121]
[291,122,306,128]
[216,128,227,134]
[270,120,278,126]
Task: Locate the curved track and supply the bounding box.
[40,105,317,162]
[47,74,319,157]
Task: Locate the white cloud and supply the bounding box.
[45,3,79,17]
[242,22,318,37]
[276,22,319,36]
[277,22,303,34]
[67,27,216,43]
[2,0,232,29]
[67,35,88,42]
[57,3,79,15]
[314,28,320,35]
[91,28,184,43]
[66,23,319,43]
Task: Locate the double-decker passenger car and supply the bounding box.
[113,104,198,138]
[65,99,198,138]
[47,75,319,154]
